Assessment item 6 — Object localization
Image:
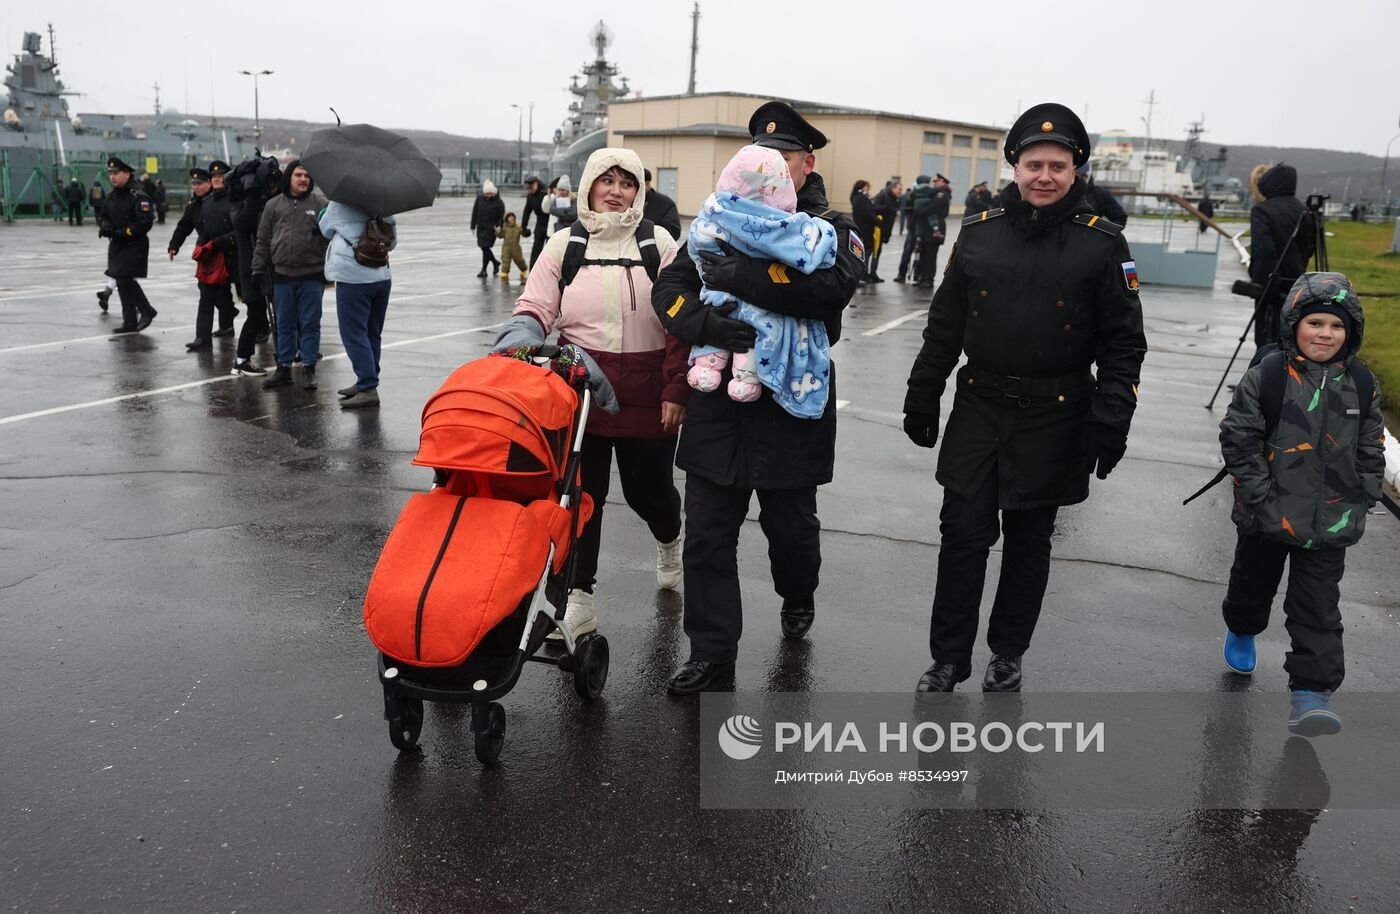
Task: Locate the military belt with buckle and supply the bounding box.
[963,365,1094,407]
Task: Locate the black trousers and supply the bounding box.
[234,228,270,361]
[478,243,499,272]
[529,225,549,268]
[68,202,83,226]
[915,240,941,284]
[928,465,1059,665]
[572,434,683,592]
[115,277,155,328]
[682,474,821,663]
[1222,532,1346,692]
[1254,290,1283,346]
[897,232,919,277]
[195,282,239,340]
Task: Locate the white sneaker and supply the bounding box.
[547,589,597,641]
[656,535,683,590]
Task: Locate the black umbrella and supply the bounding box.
[301,123,442,216]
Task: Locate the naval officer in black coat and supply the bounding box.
[101,156,158,333]
[651,100,864,694]
[903,103,1147,694]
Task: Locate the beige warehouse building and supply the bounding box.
[606,92,1009,220]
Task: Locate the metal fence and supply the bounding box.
[1,149,203,222]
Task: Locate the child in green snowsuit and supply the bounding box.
[497,212,527,283]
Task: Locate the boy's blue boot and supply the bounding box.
[1287,690,1342,737]
[1223,630,1256,675]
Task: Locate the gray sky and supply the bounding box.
[9,0,1399,156]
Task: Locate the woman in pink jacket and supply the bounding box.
[507,148,688,639]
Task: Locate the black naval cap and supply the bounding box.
[208,160,231,176]
[749,101,827,153]
[190,167,211,182]
[1004,102,1090,166]
[106,156,134,174]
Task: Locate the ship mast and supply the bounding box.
[45,22,59,71]
[153,82,161,119]
[1141,89,1157,148]
[687,3,700,95]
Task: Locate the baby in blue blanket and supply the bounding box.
[687,145,839,419]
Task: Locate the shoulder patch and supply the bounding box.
[847,230,865,260]
[961,208,1004,227]
[1073,212,1122,236]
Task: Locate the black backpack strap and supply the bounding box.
[557,221,592,294]
[1258,349,1289,439]
[1184,348,1289,506]
[1352,361,1376,426]
[634,218,660,282]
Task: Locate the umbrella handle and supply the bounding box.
[329,107,341,127]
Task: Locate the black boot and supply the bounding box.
[667,660,735,696]
[915,661,971,694]
[780,595,815,640]
[96,289,111,312]
[982,654,1023,693]
[893,273,906,284]
[262,365,293,389]
[302,365,318,390]
[476,267,488,278]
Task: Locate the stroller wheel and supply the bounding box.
[474,702,506,765]
[387,697,424,752]
[573,634,610,701]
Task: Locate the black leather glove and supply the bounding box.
[697,240,764,302]
[1083,422,1128,479]
[700,307,757,352]
[521,228,531,238]
[98,221,114,239]
[903,412,939,449]
[249,272,266,300]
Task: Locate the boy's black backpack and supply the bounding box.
[1182,344,1377,505]
[353,216,395,268]
[556,218,661,294]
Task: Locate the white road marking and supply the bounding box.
[836,400,850,410]
[861,309,926,337]
[1,324,199,354]
[0,322,501,426]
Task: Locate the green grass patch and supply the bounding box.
[1326,221,1400,427]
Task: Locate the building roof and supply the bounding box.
[613,122,749,139]
[609,91,1005,134]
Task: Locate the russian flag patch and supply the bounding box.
[848,231,865,260]
[1121,260,1139,291]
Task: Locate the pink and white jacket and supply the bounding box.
[513,148,687,438]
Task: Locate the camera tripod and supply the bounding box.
[1205,194,1330,410]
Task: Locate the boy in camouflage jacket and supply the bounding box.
[1218,272,1385,735]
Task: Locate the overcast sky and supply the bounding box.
[9,0,1398,156]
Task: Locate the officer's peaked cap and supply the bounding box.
[1004,102,1090,167]
[749,100,827,153]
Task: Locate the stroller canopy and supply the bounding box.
[414,356,579,481]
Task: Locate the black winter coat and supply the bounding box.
[652,173,863,488]
[1084,180,1127,226]
[520,188,549,236]
[644,189,682,240]
[905,180,1147,509]
[167,190,207,254]
[871,187,899,248]
[1248,165,1307,287]
[194,188,237,254]
[850,191,877,254]
[64,183,85,205]
[101,183,154,279]
[964,189,987,214]
[471,194,506,246]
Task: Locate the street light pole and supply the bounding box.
[528,102,534,175]
[238,69,274,143]
[510,104,523,182]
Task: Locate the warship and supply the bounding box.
[3,26,257,210]
[548,20,631,184]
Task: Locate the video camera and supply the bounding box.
[225,148,284,204]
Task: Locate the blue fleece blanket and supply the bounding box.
[688,193,839,418]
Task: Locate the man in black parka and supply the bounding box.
[903,103,1146,694]
[1248,163,1308,346]
[652,100,863,694]
[101,157,158,334]
[520,175,550,268]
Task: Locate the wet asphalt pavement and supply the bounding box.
[2,199,1398,913]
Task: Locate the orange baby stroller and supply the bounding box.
[363,348,608,764]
